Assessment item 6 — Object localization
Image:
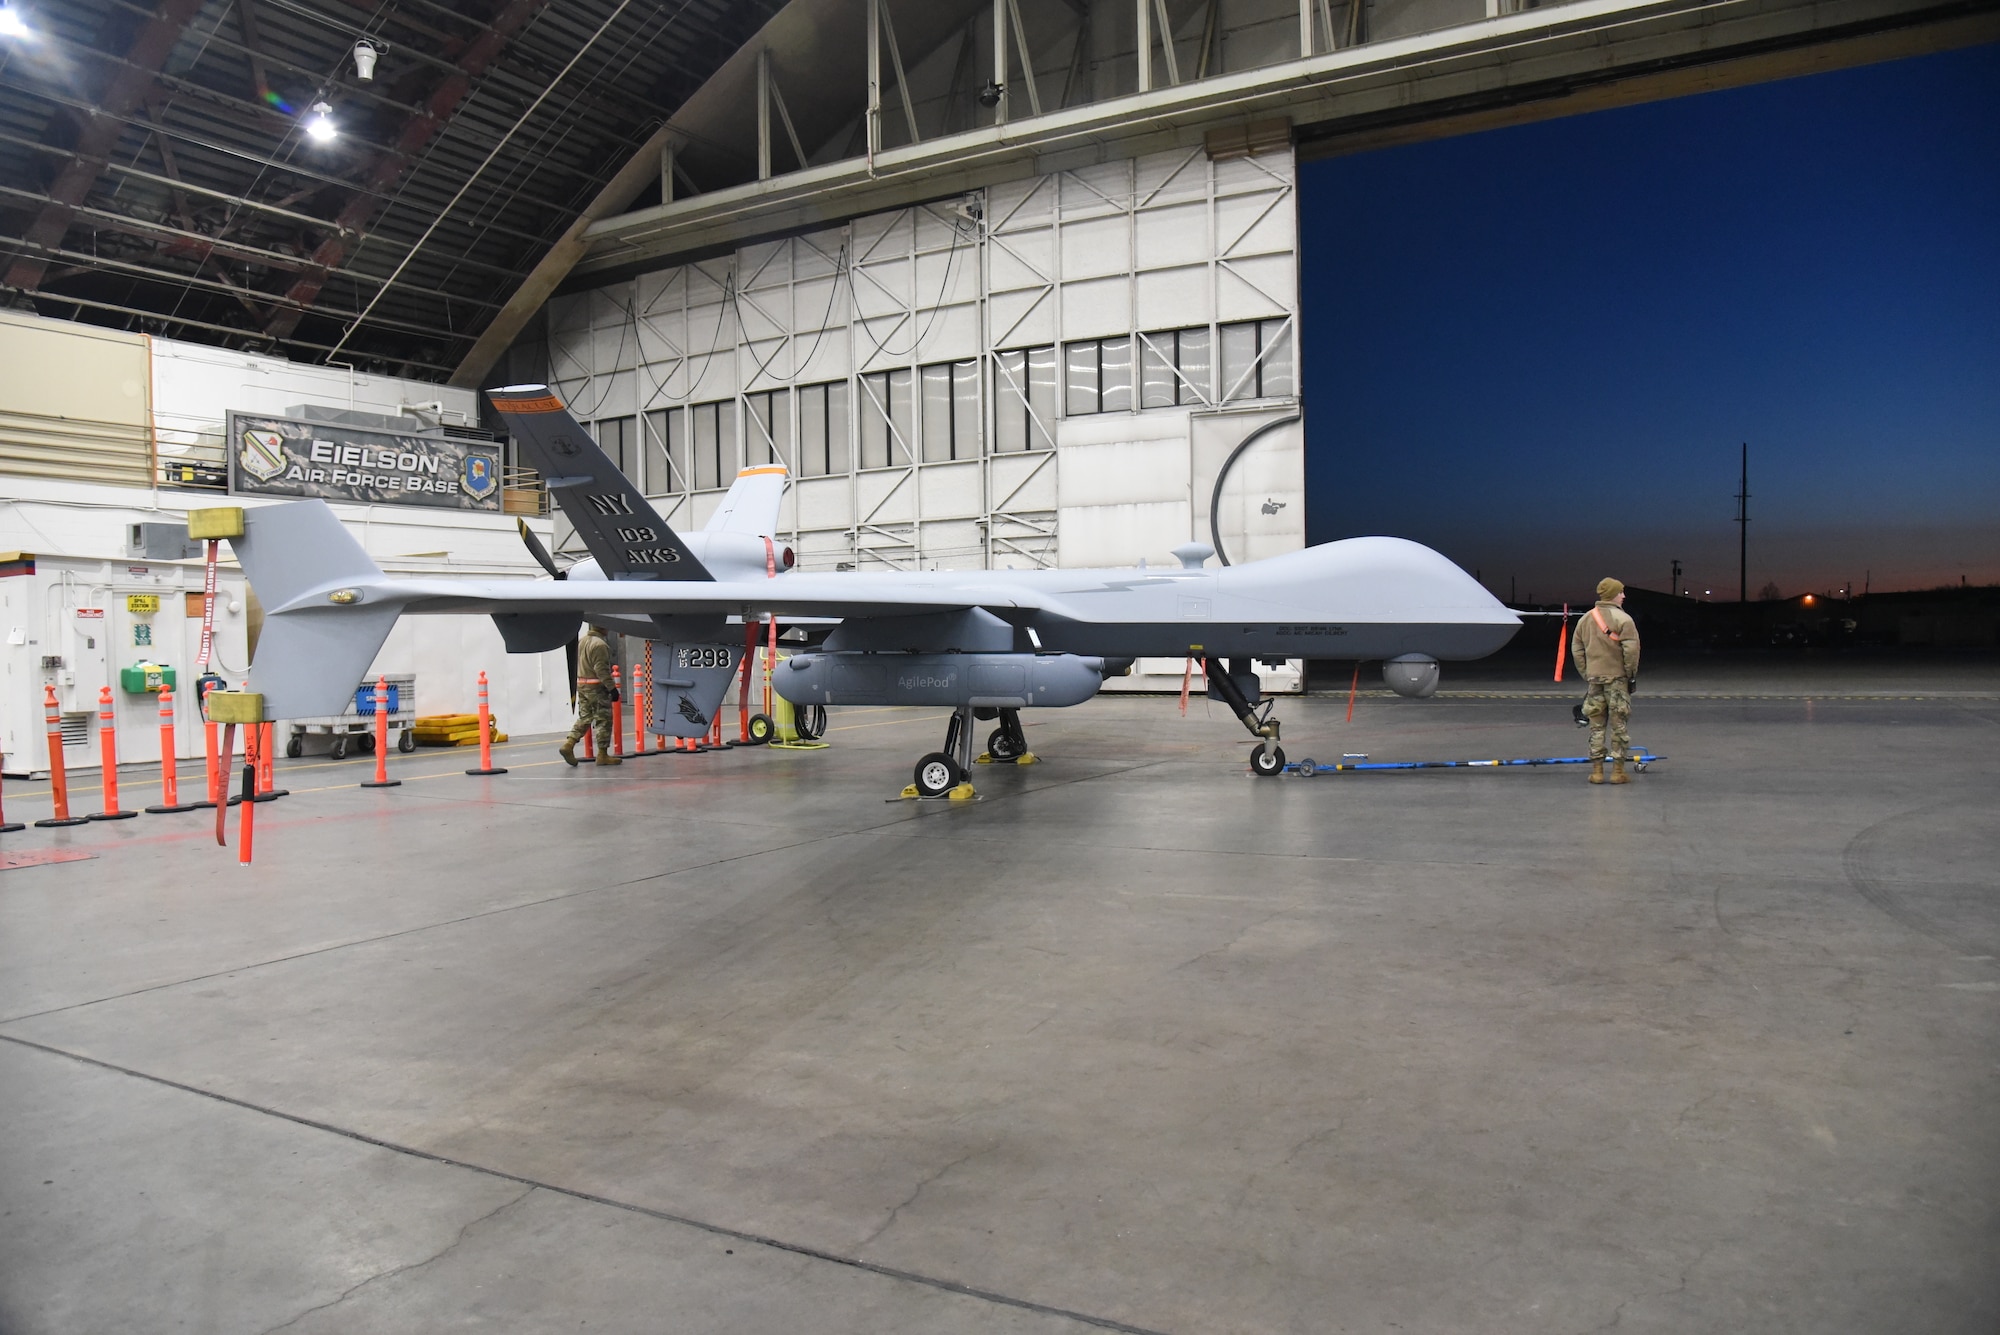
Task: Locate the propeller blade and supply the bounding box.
[516,518,565,580]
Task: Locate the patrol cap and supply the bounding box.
[1597,578,1624,601]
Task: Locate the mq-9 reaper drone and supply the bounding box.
[231,386,1520,794]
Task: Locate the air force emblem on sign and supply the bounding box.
[460,453,498,500]
[239,428,288,482]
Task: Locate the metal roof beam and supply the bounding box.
[0,233,486,341]
[1,80,579,254]
[0,186,518,310]
[3,0,209,292]
[11,288,462,376]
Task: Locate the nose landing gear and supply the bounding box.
[1204,657,1286,777]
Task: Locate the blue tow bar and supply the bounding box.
[1286,748,1662,776]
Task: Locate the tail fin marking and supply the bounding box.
[489,385,712,582]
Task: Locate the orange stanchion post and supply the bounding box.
[764,614,778,720]
[610,665,624,757]
[1553,604,1570,683]
[734,622,756,744]
[145,686,204,814]
[252,720,288,801]
[1346,662,1360,723]
[215,723,235,845]
[360,675,400,788]
[35,684,88,828]
[237,722,258,866]
[0,748,23,833]
[201,679,222,806]
[88,686,137,821]
[643,641,666,754]
[466,671,508,775]
[632,653,648,755]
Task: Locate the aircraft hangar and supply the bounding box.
[1,0,1996,1330]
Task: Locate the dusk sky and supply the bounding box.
[1298,42,2000,602]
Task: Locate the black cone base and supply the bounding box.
[1,822,25,833]
[144,803,205,814]
[360,779,401,788]
[465,767,508,775]
[86,810,140,821]
[34,816,91,828]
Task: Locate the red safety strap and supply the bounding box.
[197,539,220,670]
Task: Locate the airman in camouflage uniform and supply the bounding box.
[1570,578,1641,784]
[559,624,621,767]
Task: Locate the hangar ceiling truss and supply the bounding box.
[0,0,784,380]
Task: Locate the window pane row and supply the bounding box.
[593,325,1285,494]
[1065,319,1294,413]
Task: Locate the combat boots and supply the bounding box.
[1609,757,1630,784]
[1588,760,1605,784]
[558,740,577,767]
[596,753,623,767]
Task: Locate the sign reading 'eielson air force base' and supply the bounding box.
[227,411,503,511]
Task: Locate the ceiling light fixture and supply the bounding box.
[305,102,338,143]
[0,3,32,39]
[352,40,377,81]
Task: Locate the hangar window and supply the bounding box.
[797,380,850,477]
[641,407,687,495]
[591,416,635,478]
[992,346,1056,451]
[687,399,736,491]
[1064,337,1133,416]
[1139,328,1212,408]
[857,369,914,470]
[1218,318,1295,402]
[744,389,791,469]
[919,359,981,462]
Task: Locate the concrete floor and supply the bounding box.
[2,658,1997,1334]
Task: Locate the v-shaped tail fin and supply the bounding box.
[703,465,788,538]
[488,385,712,581]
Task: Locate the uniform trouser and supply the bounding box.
[1582,677,1631,761]
[566,688,612,752]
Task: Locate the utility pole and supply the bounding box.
[1734,443,1750,603]
[1670,558,1682,598]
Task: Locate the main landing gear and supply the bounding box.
[1204,657,1286,778]
[909,705,1030,798]
[980,706,1030,763]
[911,705,982,798]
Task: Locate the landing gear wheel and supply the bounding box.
[914,752,963,797]
[330,735,349,761]
[1250,743,1286,777]
[398,728,416,753]
[747,713,775,744]
[987,727,1023,761]
[358,733,376,754]
[285,733,302,759]
[795,704,827,741]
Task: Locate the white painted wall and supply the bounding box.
[1,318,569,773]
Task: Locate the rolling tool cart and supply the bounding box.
[285,673,416,759]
